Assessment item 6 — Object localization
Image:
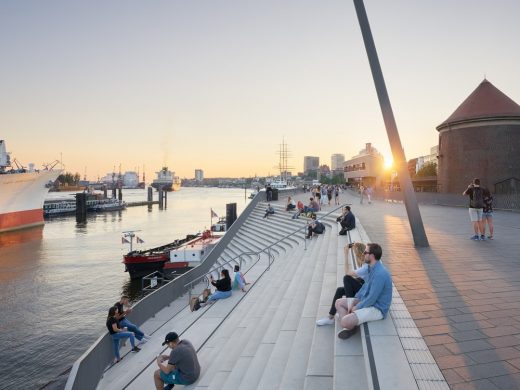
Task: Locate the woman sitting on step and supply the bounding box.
[206,269,232,303]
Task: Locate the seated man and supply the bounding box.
[335,243,392,339]
[337,206,356,235]
[316,242,367,325]
[263,203,275,219]
[114,295,150,344]
[286,196,296,211]
[306,215,325,239]
[304,197,320,213]
[154,332,201,389]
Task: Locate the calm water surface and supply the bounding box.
[0,188,250,390]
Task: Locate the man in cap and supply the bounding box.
[154,332,201,389]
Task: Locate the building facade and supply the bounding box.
[195,169,204,182]
[343,143,384,187]
[331,153,345,171]
[415,145,438,173]
[436,79,520,193]
[303,156,319,174]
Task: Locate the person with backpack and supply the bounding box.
[306,215,325,239]
[463,178,486,240]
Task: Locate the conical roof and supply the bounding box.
[437,79,520,129]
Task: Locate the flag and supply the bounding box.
[136,236,145,244]
[122,237,130,244]
[211,208,218,218]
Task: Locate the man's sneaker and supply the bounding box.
[337,327,358,340]
[470,235,479,240]
[316,317,335,326]
[131,346,141,353]
[139,338,147,345]
[143,334,151,340]
[480,235,486,241]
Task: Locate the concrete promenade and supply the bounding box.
[323,190,520,389]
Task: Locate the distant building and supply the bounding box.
[415,146,438,173]
[436,79,520,193]
[303,156,319,174]
[195,169,204,182]
[343,143,384,187]
[331,154,345,170]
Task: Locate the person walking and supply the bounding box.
[154,332,201,389]
[463,178,486,240]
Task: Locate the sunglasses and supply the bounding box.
[363,251,371,255]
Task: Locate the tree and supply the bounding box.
[416,162,437,177]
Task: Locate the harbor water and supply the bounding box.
[0,187,250,390]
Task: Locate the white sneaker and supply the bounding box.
[139,338,147,345]
[316,317,335,326]
[143,334,151,340]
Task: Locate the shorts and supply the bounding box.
[354,307,383,325]
[482,211,493,219]
[469,208,483,222]
[160,369,190,385]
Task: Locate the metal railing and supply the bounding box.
[185,202,350,302]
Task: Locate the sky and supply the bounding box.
[1,0,519,180]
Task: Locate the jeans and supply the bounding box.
[111,332,136,360]
[207,290,232,302]
[329,275,364,316]
[303,206,317,213]
[120,318,144,340]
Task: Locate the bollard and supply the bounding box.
[164,190,167,209]
[103,186,107,199]
[158,188,164,209]
[226,203,237,230]
[118,188,122,201]
[112,188,116,199]
[147,187,153,203]
[76,193,87,223]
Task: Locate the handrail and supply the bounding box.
[184,202,350,296]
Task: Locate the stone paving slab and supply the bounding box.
[336,190,520,389]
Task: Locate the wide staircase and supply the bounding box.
[97,199,442,390]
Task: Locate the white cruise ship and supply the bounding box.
[0,140,61,233]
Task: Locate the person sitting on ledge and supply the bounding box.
[106,306,140,363]
[114,295,150,345]
[154,332,200,390]
[306,215,325,239]
[337,206,356,235]
[205,269,232,303]
[263,203,275,219]
[316,242,367,325]
[293,197,319,219]
[335,243,392,340]
[233,265,249,292]
[286,196,296,211]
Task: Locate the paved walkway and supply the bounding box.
[319,190,520,390]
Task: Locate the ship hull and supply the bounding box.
[151,182,181,192]
[0,170,61,233]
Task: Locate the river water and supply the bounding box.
[0,187,250,390]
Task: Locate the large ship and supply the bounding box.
[151,166,181,191]
[0,140,61,233]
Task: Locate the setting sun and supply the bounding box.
[384,154,394,169]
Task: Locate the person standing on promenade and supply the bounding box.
[335,243,392,340]
[482,187,494,239]
[266,184,273,202]
[154,332,200,389]
[359,185,365,204]
[114,296,150,344]
[463,178,486,240]
[366,186,373,204]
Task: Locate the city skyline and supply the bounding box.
[1,1,519,179]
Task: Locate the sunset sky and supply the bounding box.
[1,0,519,180]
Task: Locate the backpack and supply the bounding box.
[471,187,484,208]
[314,221,325,234]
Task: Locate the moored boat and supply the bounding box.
[0,140,61,232]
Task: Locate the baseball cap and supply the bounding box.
[162,332,179,346]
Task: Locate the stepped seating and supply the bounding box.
[97,199,441,390]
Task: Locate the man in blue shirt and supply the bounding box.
[335,243,392,340]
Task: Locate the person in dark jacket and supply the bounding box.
[337,206,355,235]
[206,269,232,302]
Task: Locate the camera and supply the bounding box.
[348,242,355,249]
